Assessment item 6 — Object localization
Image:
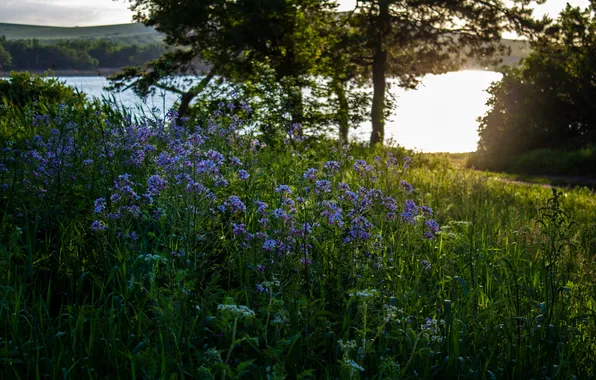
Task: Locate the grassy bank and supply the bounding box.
[1,97,595,379]
[468,146,596,179]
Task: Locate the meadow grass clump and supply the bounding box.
[1,95,595,379]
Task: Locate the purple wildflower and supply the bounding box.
[91,220,107,232]
[255,201,268,214]
[205,150,225,166]
[403,156,412,168]
[224,196,246,213]
[263,239,277,251]
[303,168,317,180]
[147,175,167,195]
[321,201,343,227]
[94,198,106,214]
[272,208,287,219]
[315,180,331,193]
[256,283,267,294]
[354,159,373,174]
[237,169,250,181]
[232,223,246,236]
[425,219,440,233]
[276,185,292,195]
[324,161,341,174]
[401,199,419,224]
[400,180,414,195]
[300,257,312,266]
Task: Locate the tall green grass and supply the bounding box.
[0,96,595,379]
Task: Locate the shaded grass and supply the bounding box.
[467,146,596,179]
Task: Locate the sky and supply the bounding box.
[0,0,591,27]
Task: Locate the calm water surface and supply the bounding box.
[59,70,502,153]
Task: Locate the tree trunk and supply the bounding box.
[370,0,389,146]
[176,66,217,125]
[283,81,304,127]
[333,77,349,142]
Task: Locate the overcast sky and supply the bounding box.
[0,0,591,27]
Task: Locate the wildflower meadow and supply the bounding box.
[1,93,595,379]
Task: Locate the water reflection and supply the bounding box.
[59,70,502,153]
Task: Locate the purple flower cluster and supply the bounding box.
[275,185,292,195]
[237,170,250,181]
[324,161,340,174]
[401,199,419,224]
[146,175,167,196]
[353,159,373,174]
[303,168,317,181]
[424,219,440,239]
[224,195,246,214]
[400,180,414,195]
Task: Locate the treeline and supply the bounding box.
[0,37,167,71]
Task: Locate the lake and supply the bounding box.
[57,70,502,153]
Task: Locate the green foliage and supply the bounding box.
[0,72,82,104]
[472,3,596,173]
[0,43,11,67]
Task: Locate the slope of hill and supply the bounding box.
[0,23,163,45]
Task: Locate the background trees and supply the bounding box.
[472,2,596,173]
[347,0,546,145]
[0,38,166,71]
[115,0,545,146]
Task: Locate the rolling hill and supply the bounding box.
[0,22,531,71]
[0,22,164,45]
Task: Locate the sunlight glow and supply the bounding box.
[352,71,503,153]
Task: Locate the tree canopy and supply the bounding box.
[114,0,546,145]
[472,1,596,171]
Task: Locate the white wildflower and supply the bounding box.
[217,304,256,319]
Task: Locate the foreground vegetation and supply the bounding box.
[0,82,595,379]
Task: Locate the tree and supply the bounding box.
[314,10,372,142]
[472,2,596,170]
[113,0,337,126]
[348,0,547,145]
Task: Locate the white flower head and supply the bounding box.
[217,304,256,319]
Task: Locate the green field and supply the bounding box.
[0,22,163,45]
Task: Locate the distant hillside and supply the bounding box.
[0,23,164,45]
[0,22,531,74]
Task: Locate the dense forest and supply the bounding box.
[0,37,167,71]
